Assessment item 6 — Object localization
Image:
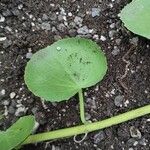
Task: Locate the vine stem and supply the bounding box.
[22,104,150,145]
[78,89,86,124]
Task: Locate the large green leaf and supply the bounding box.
[25,38,107,101]
[120,0,150,39]
[0,116,35,150]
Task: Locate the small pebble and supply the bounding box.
[41,22,51,30]
[114,95,124,107]
[93,131,105,144]
[26,52,33,59]
[77,26,89,35]
[130,126,142,139]
[42,14,48,21]
[3,39,12,48]
[8,106,16,114]
[100,35,106,41]
[3,100,10,106]
[130,37,139,46]
[91,8,101,17]
[74,16,83,25]
[10,92,16,99]
[0,15,5,22]
[0,37,6,41]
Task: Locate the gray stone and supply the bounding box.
[41,22,51,30]
[112,46,120,56]
[93,131,105,144]
[91,8,101,17]
[74,16,83,25]
[130,126,142,139]
[0,15,5,22]
[54,35,62,41]
[8,106,16,114]
[3,39,12,48]
[68,29,77,36]
[26,52,33,59]
[0,37,6,42]
[49,13,57,21]
[130,37,139,46]
[139,138,147,146]
[2,9,12,17]
[77,26,89,35]
[109,30,116,38]
[114,95,124,107]
[12,8,20,16]
[42,14,48,21]
[58,14,64,21]
[57,23,66,32]
[115,38,121,45]
[2,100,10,106]
[85,113,91,120]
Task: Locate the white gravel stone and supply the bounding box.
[10,92,16,99]
[100,35,106,41]
[0,15,5,22]
[77,26,89,35]
[0,37,6,41]
[91,8,101,17]
[0,89,6,95]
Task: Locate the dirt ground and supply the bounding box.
[0,0,150,150]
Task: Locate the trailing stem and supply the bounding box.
[23,104,150,145]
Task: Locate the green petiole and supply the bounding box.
[23,104,150,145]
[78,89,86,124]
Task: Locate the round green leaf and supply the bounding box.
[120,0,150,39]
[25,38,107,101]
[0,115,35,150]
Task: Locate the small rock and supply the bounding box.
[110,23,115,29]
[68,29,77,36]
[130,37,139,46]
[41,22,51,30]
[15,106,27,116]
[0,37,6,42]
[74,16,83,25]
[85,112,91,120]
[91,8,101,17]
[114,95,124,107]
[2,9,12,17]
[3,100,10,106]
[54,35,62,41]
[109,30,116,38]
[0,15,5,22]
[8,106,16,114]
[12,8,20,16]
[57,23,66,32]
[42,14,48,21]
[10,92,16,99]
[3,39,12,48]
[49,13,57,21]
[0,89,5,100]
[93,131,105,144]
[52,145,60,150]
[26,52,33,59]
[139,138,147,146]
[93,34,99,40]
[127,138,137,146]
[77,26,89,35]
[112,46,120,56]
[58,14,64,21]
[115,38,121,45]
[18,4,23,10]
[100,35,106,41]
[130,126,142,139]
[68,12,73,17]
